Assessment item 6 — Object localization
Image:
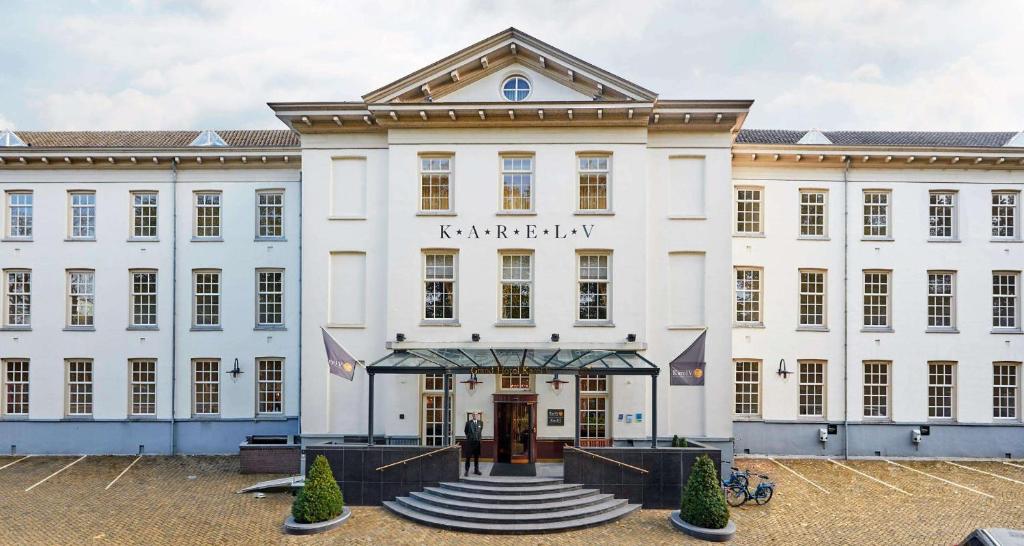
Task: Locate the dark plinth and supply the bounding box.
[304,444,460,506]
[563,442,721,508]
[239,443,301,474]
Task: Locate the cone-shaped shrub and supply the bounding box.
[292,455,344,523]
[679,454,729,529]
[672,435,680,447]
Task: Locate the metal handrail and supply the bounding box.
[375,443,460,472]
[564,445,649,474]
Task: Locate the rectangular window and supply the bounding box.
[863,361,890,419]
[193,192,222,238]
[4,269,31,327]
[420,157,452,212]
[129,360,156,416]
[66,359,93,416]
[130,191,158,239]
[256,358,284,415]
[69,191,96,239]
[992,191,1019,240]
[578,253,611,322]
[422,373,453,446]
[863,190,891,239]
[500,372,531,391]
[578,156,610,211]
[735,187,763,235]
[993,272,1020,330]
[863,271,891,329]
[798,269,826,328]
[256,190,284,239]
[927,362,955,420]
[6,191,32,239]
[798,360,825,417]
[193,270,221,327]
[192,359,220,416]
[799,190,827,238]
[67,270,95,327]
[927,271,955,330]
[928,191,957,239]
[994,363,1020,419]
[256,269,284,327]
[130,270,157,327]
[423,252,456,320]
[734,267,762,325]
[734,360,760,416]
[499,253,532,321]
[3,359,29,416]
[579,374,608,442]
[500,155,534,211]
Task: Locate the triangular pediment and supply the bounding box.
[362,27,657,105]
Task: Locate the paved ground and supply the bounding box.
[1,455,1022,545]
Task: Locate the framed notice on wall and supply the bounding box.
[547,409,565,426]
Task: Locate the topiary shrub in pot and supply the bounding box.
[670,454,735,541]
[292,455,344,524]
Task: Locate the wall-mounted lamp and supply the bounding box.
[228,358,244,379]
[626,333,637,342]
[396,333,405,342]
[460,373,482,391]
[546,373,569,391]
[551,333,560,342]
[471,333,480,342]
[776,358,792,378]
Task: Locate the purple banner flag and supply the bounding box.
[669,330,706,386]
[322,327,358,381]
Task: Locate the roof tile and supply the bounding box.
[13,130,299,149]
[738,129,1017,148]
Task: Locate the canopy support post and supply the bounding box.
[442,372,451,446]
[574,374,580,448]
[651,373,658,449]
[367,372,375,446]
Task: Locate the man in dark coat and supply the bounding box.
[464,412,482,476]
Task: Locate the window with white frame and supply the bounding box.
[992,272,1020,330]
[992,191,1019,240]
[863,361,890,419]
[799,269,826,328]
[68,191,96,239]
[993,362,1020,419]
[4,269,31,327]
[193,191,222,238]
[927,272,955,330]
[863,271,891,329]
[798,360,825,417]
[256,269,284,327]
[130,191,158,239]
[500,372,530,391]
[6,191,32,239]
[734,360,760,416]
[423,252,456,320]
[578,156,610,211]
[799,190,827,238]
[579,375,608,442]
[928,191,957,239]
[257,358,284,415]
[863,190,891,238]
[192,359,220,415]
[420,157,452,212]
[256,190,284,239]
[129,359,156,416]
[577,253,610,322]
[66,359,93,416]
[130,270,157,328]
[928,362,955,420]
[422,373,453,446]
[3,359,29,416]
[500,156,534,211]
[500,253,532,321]
[192,270,221,327]
[735,187,763,235]
[734,267,762,325]
[67,270,95,328]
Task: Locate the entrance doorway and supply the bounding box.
[493,394,536,464]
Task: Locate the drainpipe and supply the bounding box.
[170,159,178,455]
[297,170,302,445]
[842,158,850,460]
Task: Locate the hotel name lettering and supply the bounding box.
[439,224,595,240]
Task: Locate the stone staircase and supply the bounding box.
[382,476,640,534]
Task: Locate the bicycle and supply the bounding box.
[721,467,750,507]
[746,474,775,505]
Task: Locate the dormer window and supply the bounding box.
[501,76,531,102]
[0,129,26,147]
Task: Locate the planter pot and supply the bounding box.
[668,510,736,542]
[283,506,352,535]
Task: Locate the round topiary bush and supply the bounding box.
[679,454,730,530]
[292,455,344,524]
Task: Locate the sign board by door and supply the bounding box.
[547,409,565,426]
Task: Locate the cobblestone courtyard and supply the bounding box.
[1,455,1022,545]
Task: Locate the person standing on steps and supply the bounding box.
[464,412,482,476]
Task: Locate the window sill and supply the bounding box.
[0,415,29,421]
[328,215,367,221]
[860,327,894,333]
[255,237,287,242]
[494,321,535,327]
[925,328,959,334]
[992,329,1024,335]
[63,327,95,332]
[127,415,159,421]
[667,215,705,220]
[1,238,33,243]
[416,211,456,217]
[63,416,95,421]
[420,320,461,327]
[795,417,828,423]
[190,415,221,420]
[990,238,1023,243]
[733,233,765,238]
[495,211,536,216]
[190,237,223,242]
[575,210,615,216]
[127,326,159,331]
[733,322,765,329]
[862,418,892,423]
[326,323,365,329]
[255,325,287,331]
[255,414,288,421]
[127,238,160,243]
[190,326,223,332]
[927,238,960,243]
[0,326,31,332]
[732,416,763,422]
[64,238,96,242]
[797,236,831,241]
[796,326,829,332]
[573,321,615,327]
[861,237,894,242]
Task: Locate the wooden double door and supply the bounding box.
[492,393,537,464]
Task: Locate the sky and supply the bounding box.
[1,0,1022,132]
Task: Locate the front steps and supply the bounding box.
[382,476,640,534]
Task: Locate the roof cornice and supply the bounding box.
[732,144,1024,170]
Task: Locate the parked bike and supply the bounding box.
[721,466,750,507]
[747,474,775,505]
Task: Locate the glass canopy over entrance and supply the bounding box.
[367,348,660,376]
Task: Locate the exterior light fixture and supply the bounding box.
[546,373,569,391]
[776,358,792,378]
[471,333,481,342]
[626,333,637,342]
[460,373,482,391]
[551,333,560,342]
[396,333,405,342]
[228,358,244,379]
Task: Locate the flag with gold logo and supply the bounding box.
[669,330,706,386]
[322,327,358,381]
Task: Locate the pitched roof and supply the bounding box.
[11,130,299,149]
[737,129,1020,148]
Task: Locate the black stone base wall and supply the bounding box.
[304,444,460,506]
[563,444,721,509]
[239,444,301,474]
